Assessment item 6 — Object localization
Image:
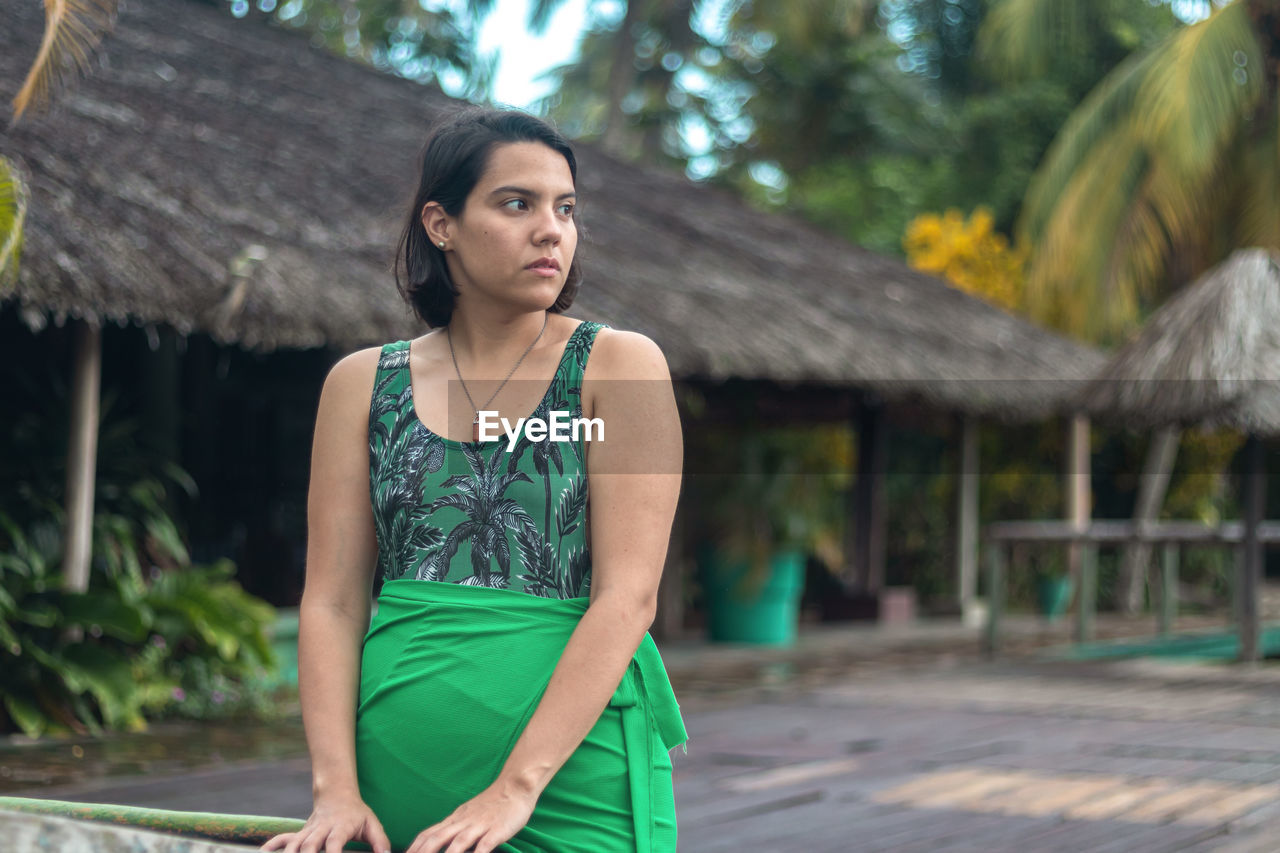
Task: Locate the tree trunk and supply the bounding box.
[1064,414,1090,609]
[61,319,101,595]
[1121,426,1180,614]
[954,412,980,618]
[600,0,644,156]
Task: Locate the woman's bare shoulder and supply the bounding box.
[318,344,392,414]
[587,327,671,381]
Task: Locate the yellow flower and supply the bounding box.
[903,208,1028,313]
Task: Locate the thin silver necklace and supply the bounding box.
[447,312,548,443]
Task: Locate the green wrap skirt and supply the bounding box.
[355,579,688,852]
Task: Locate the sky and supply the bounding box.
[473,0,594,111]
[471,0,1218,112]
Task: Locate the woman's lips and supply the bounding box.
[525,259,560,277]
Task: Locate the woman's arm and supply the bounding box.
[407,329,682,853]
[497,329,682,793]
[298,348,382,800]
[263,347,394,853]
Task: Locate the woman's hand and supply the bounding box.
[259,792,392,853]
[406,779,538,853]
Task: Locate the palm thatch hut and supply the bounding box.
[1078,248,1280,660]
[2,0,1105,629]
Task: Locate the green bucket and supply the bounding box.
[1037,576,1073,622]
[268,608,299,687]
[702,549,805,645]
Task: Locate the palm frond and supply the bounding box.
[464,0,499,24]
[555,475,587,539]
[1024,127,1152,338]
[12,0,119,123]
[1232,111,1280,250]
[560,545,590,599]
[0,157,29,292]
[1136,2,1262,172]
[1018,43,1165,244]
[976,0,1090,79]
[1018,0,1274,343]
[527,0,562,35]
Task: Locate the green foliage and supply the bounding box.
[536,0,709,167]
[987,0,1276,344]
[213,0,494,100]
[669,0,1177,260]
[0,155,27,293]
[0,369,282,738]
[0,504,281,739]
[977,0,1180,96]
[685,413,854,590]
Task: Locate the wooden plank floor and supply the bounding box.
[7,651,1280,851]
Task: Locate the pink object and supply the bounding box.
[880,587,916,624]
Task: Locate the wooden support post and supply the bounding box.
[1075,542,1097,643]
[983,542,1005,659]
[1065,414,1091,618]
[955,413,980,620]
[1239,433,1263,663]
[852,392,887,594]
[61,318,102,595]
[1159,543,1179,637]
[1123,427,1179,614]
[1231,543,1243,627]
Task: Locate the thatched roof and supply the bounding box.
[1,0,1105,420]
[1078,249,1280,435]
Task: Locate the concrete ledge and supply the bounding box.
[0,808,262,852]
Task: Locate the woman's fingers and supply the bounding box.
[362,814,393,853]
[407,822,490,853]
[288,824,320,853]
[255,823,335,853]
[444,825,487,853]
[406,821,451,853]
[258,830,293,851]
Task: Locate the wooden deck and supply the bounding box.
[6,619,1280,851]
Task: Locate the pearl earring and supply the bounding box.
[438,241,446,249]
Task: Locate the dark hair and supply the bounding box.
[393,106,584,328]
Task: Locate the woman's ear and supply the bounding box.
[421,201,450,246]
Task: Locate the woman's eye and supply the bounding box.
[503,198,528,210]
[558,204,575,216]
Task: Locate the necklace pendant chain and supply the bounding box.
[449,312,548,444]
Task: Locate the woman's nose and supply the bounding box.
[532,205,563,243]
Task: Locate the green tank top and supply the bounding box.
[368,320,609,598]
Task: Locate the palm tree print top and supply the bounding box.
[368,320,609,599]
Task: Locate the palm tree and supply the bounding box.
[980,0,1280,346]
[9,0,119,124]
[714,0,884,176]
[4,0,118,301]
[981,0,1279,612]
[4,0,121,595]
[368,361,449,581]
[427,443,535,585]
[506,398,565,539]
[473,0,706,160]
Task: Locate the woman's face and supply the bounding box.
[430,141,578,313]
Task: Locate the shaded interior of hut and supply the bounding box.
[5,300,1280,629]
[1,303,321,609]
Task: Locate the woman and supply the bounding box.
[260,107,687,853]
